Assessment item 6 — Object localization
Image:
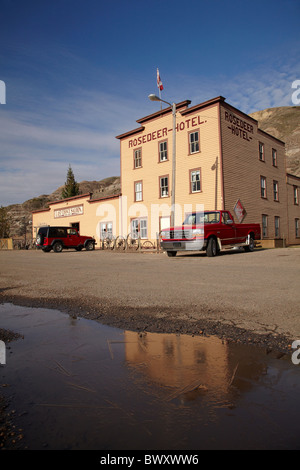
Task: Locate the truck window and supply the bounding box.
[222,212,233,224]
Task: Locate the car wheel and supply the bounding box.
[207,237,218,257]
[85,240,94,251]
[53,242,63,253]
[42,247,51,253]
[167,251,177,257]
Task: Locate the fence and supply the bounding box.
[0,238,13,250]
[100,232,162,252]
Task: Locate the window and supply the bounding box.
[294,186,299,205]
[259,142,264,161]
[273,180,279,201]
[272,149,277,167]
[296,219,299,238]
[134,149,142,168]
[131,218,147,239]
[189,130,200,154]
[134,181,143,201]
[100,222,113,239]
[190,169,201,193]
[262,214,268,238]
[274,216,280,238]
[159,141,168,162]
[159,176,169,197]
[260,176,267,198]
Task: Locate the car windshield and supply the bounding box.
[183,211,220,225]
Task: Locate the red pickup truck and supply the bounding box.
[160,210,261,257]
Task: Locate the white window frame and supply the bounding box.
[261,176,267,198]
[273,180,279,201]
[131,218,148,239]
[190,169,201,193]
[134,181,143,202]
[160,176,169,197]
[189,130,200,154]
[159,141,168,162]
[100,222,113,239]
[134,149,142,169]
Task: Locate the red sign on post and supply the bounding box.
[234,199,246,223]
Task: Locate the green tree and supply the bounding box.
[61,165,80,199]
[0,206,10,238]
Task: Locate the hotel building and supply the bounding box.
[32,96,300,247]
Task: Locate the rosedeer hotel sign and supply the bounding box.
[54,204,84,219]
[128,115,207,148]
[225,111,254,142]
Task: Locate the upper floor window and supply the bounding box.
[259,142,265,161]
[159,141,168,162]
[134,148,142,168]
[134,181,143,201]
[273,180,279,201]
[272,149,277,167]
[159,176,169,198]
[189,130,200,154]
[296,219,299,238]
[260,176,267,198]
[294,186,299,205]
[190,169,201,193]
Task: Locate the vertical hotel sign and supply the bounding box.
[54,204,84,219]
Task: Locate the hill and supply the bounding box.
[249,106,300,177]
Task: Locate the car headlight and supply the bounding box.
[192,228,204,235]
[161,231,168,238]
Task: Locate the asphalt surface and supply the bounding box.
[0,247,300,352]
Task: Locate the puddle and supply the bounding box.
[0,303,299,450]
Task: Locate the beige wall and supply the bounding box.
[32,193,121,246]
[118,99,223,240]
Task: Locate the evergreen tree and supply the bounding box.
[61,165,80,199]
[0,206,10,238]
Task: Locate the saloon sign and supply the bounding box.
[54,204,84,219]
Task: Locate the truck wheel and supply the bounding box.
[167,251,177,257]
[85,240,95,251]
[207,237,218,257]
[245,236,254,252]
[53,242,63,253]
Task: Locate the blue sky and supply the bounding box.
[0,0,299,206]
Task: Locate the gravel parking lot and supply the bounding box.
[0,247,299,352]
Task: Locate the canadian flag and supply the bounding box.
[157,68,163,91]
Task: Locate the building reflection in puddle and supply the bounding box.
[123,331,267,407]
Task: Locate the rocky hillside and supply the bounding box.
[250,106,300,177]
[6,176,120,239]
